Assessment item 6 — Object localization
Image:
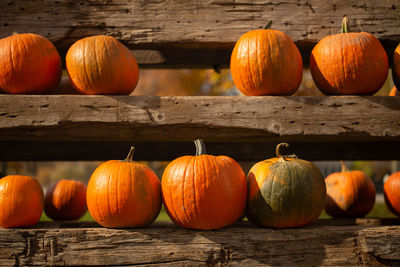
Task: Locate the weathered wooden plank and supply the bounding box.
[0,221,399,266]
[2,141,400,161]
[0,95,399,144]
[0,0,399,67]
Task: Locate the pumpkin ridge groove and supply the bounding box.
[94,37,101,92]
[249,33,259,94]
[116,160,122,217]
[8,37,15,87]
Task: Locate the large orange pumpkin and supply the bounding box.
[0,175,44,228]
[310,17,388,95]
[161,139,247,230]
[66,35,139,95]
[393,43,400,89]
[246,143,326,228]
[384,171,400,216]
[0,33,62,94]
[325,162,376,217]
[230,24,303,96]
[44,179,87,221]
[86,147,161,228]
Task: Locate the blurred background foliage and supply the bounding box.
[1,67,398,221]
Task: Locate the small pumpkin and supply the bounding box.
[310,17,388,95]
[230,23,303,96]
[161,139,247,230]
[66,35,139,95]
[0,33,62,94]
[0,175,44,228]
[384,171,400,216]
[246,143,326,228]
[393,43,400,89]
[87,147,161,228]
[44,179,87,221]
[325,161,376,217]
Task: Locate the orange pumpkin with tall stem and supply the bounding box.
[86,147,161,228]
[161,139,247,230]
[310,16,388,95]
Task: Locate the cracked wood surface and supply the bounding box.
[0,220,399,266]
[1,0,399,67]
[0,95,399,143]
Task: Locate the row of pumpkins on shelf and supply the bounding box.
[0,16,400,96]
[1,140,400,230]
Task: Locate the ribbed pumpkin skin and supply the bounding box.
[325,170,376,217]
[384,172,400,216]
[66,35,139,95]
[87,160,161,228]
[393,44,400,89]
[230,29,303,96]
[0,175,44,228]
[246,158,326,228]
[0,33,62,94]
[162,155,247,230]
[310,32,388,95]
[389,86,399,96]
[44,179,87,221]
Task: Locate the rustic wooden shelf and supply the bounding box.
[0,219,399,266]
[1,95,400,161]
[1,0,399,67]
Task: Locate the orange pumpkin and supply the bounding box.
[0,33,62,94]
[246,143,326,228]
[393,43,400,89]
[310,17,388,95]
[230,24,303,96]
[66,35,139,95]
[389,86,399,96]
[161,139,247,230]
[384,171,400,216]
[325,162,376,217]
[44,179,87,221]
[0,175,44,228]
[87,147,161,228]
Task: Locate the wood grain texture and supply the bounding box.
[0,95,399,143]
[0,0,399,67]
[0,220,399,266]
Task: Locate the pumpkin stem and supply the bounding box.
[340,160,349,172]
[341,16,350,33]
[276,142,297,161]
[194,139,206,156]
[123,146,135,162]
[264,21,273,30]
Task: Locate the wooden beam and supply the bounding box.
[2,141,400,161]
[0,1,399,67]
[0,95,399,145]
[0,220,400,266]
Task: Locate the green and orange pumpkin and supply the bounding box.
[230,23,303,96]
[0,33,62,94]
[325,162,376,217]
[310,17,388,95]
[86,147,161,228]
[0,175,44,228]
[66,35,139,95]
[161,139,247,230]
[246,143,326,228]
